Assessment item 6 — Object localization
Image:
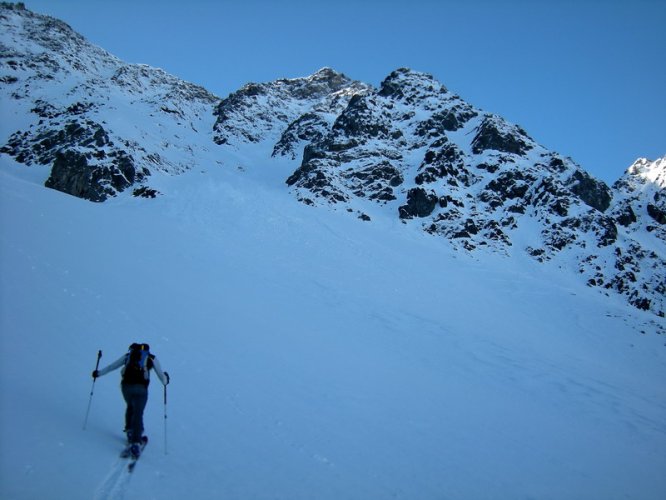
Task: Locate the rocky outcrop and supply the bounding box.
[567,170,612,212]
[399,188,438,219]
[1,118,148,201]
[471,116,534,156]
[45,149,142,202]
[213,68,370,148]
[611,158,666,240]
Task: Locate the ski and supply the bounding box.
[121,436,148,472]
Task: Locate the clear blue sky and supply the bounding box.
[26,0,665,184]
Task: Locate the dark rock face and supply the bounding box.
[647,203,666,224]
[471,116,533,156]
[345,162,403,201]
[415,141,474,187]
[133,186,159,198]
[332,95,393,141]
[529,177,571,217]
[484,170,534,202]
[415,106,478,137]
[45,149,141,202]
[567,170,612,212]
[614,205,637,227]
[399,188,438,219]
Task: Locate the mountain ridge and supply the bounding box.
[0,4,664,318]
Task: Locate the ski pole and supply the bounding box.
[83,350,102,430]
[163,371,170,455]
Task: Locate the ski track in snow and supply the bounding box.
[94,456,132,500]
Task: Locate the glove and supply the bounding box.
[92,370,99,379]
[164,371,170,385]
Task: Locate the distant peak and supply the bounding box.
[311,67,344,78]
[1,2,28,11]
[382,67,436,82]
[627,156,666,188]
[378,68,447,98]
[304,67,351,88]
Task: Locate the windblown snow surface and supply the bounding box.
[1,150,665,500]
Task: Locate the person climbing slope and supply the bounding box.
[92,343,169,458]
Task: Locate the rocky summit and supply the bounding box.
[0,3,664,318]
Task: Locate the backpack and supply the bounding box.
[122,343,153,385]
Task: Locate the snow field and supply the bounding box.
[0,160,665,500]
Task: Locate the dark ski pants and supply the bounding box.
[121,383,148,443]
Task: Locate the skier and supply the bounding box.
[92,343,169,457]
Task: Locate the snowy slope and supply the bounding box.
[1,154,666,500]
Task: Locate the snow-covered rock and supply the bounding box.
[213,67,370,152]
[0,2,219,201]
